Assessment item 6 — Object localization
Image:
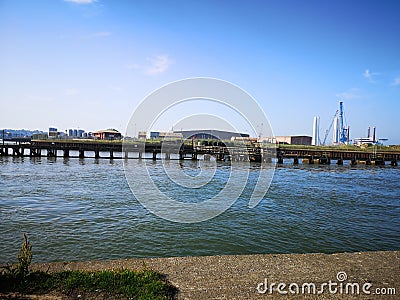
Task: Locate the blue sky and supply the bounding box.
[0,0,399,143]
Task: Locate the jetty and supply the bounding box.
[0,139,399,166]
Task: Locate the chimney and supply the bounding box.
[372,126,376,143]
[367,127,370,138]
[347,126,350,144]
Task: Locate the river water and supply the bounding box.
[0,156,399,263]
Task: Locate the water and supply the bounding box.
[0,156,399,263]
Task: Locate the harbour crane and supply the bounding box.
[321,101,350,145]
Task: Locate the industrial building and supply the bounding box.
[173,129,249,140]
[354,126,378,145]
[150,131,183,139]
[275,136,312,145]
[93,129,122,140]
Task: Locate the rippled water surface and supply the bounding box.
[0,156,399,263]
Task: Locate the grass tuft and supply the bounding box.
[0,234,177,299]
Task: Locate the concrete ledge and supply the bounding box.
[29,251,400,299]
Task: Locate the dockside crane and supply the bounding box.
[321,101,350,145]
[338,101,349,144]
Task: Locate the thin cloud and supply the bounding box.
[336,88,361,100]
[126,63,140,70]
[91,31,111,37]
[65,88,79,96]
[64,0,96,4]
[391,77,400,86]
[108,85,122,92]
[363,69,371,78]
[363,69,379,82]
[80,31,111,40]
[146,55,173,75]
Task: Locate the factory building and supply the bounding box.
[173,129,249,140]
[354,126,377,145]
[275,136,312,145]
[150,131,183,139]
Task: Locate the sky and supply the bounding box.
[0,0,399,143]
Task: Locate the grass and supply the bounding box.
[277,143,400,153]
[0,269,177,299]
[0,234,177,299]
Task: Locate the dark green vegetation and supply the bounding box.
[0,234,177,299]
[277,143,400,152]
[0,269,176,299]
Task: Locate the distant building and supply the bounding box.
[150,131,160,139]
[93,129,122,140]
[1,129,45,138]
[48,127,58,138]
[354,137,375,145]
[173,129,249,140]
[32,133,48,140]
[275,136,312,145]
[231,136,258,142]
[138,131,147,139]
[354,126,377,146]
[68,128,87,138]
[150,131,183,139]
[78,129,84,138]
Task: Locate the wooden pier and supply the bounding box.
[0,140,399,166]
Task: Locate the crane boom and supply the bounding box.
[322,110,338,145]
